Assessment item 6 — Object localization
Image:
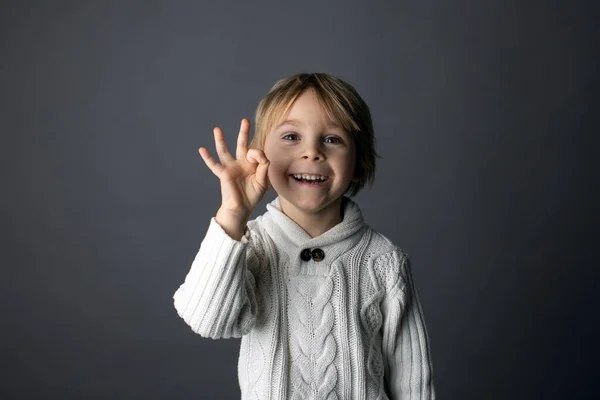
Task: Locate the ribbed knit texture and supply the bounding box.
[173,197,435,399]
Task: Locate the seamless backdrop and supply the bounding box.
[2,0,598,399]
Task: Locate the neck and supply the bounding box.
[279,197,344,238]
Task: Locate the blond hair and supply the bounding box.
[250,73,379,196]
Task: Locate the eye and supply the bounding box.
[323,136,342,144]
[282,133,299,141]
[281,133,343,143]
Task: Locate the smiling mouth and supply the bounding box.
[290,174,330,183]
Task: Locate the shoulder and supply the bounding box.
[362,225,407,262]
[362,226,411,293]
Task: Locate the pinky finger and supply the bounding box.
[198,147,224,177]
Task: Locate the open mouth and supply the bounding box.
[291,174,330,184]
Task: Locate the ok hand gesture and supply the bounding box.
[199,118,270,226]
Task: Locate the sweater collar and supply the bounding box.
[261,196,366,251]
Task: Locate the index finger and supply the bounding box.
[235,118,250,160]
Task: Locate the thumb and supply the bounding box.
[255,158,270,190]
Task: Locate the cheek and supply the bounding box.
[264,145,286,170]
[263,141,280,165]
[266,157,288,180]
[266,161,289,192]
[335,150,356,176]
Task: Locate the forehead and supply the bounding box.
[274,89,343,130]
[277,118,342,130]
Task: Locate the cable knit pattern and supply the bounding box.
[242,238,271,398]
[288,275,338,399]
[173,196,436,399]
[360,283,386,399]
[374,251,403,292]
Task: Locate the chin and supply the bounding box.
[289,194,340,213]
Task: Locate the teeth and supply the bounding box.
[293,174,327,181]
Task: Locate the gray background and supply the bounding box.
[2,0,598,398]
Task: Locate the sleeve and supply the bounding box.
[380,251,436,399]
[172,217,262,339]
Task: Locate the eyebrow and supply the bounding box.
[277,119,343,129]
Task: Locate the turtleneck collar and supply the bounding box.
[260,196,366,256]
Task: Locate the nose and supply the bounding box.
[301,140,325,161]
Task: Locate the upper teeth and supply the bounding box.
[293,174,327,181]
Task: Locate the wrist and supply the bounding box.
[216,207,249,241]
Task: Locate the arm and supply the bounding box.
[173,118,270,338]
[173,218,262,339]
[380,252,436,399]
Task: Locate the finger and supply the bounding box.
[235,118,250,160]
[255,158,270,189]
[198,147,224,177]
[213,127,234,164]
[246,148,268,165]
[247,149,269,188]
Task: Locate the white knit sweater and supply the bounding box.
[173,197,435,399]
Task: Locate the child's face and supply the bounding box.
[263,89,357,219]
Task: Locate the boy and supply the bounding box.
[173,73,435,399]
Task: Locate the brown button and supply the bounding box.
[300,248,312,261]
[311,248,325,262]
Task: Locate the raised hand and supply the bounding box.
[199,118,269,239]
